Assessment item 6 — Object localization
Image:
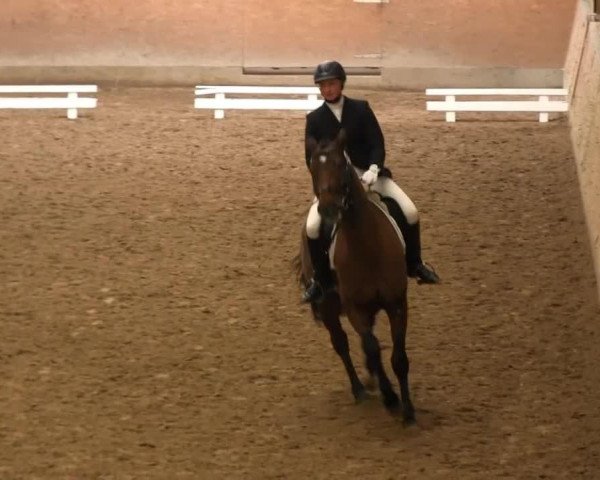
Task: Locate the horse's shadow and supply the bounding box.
[319,381,444,434]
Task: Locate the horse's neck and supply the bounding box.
[339,185,399,261]
[347,168,368,205]
[334,168,405,274]
[341,174,373,236]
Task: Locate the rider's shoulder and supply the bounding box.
[307,103,328,120]
[345,97,370,110]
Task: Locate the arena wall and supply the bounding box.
[565,0,600,301]
[0,0,576,88]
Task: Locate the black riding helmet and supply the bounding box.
[313,61,347,84]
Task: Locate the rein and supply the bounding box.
[327,160,359,237]
[340,161,354,213]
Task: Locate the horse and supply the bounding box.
[296,129,415,423]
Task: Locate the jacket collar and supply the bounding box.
[323,95,346,124]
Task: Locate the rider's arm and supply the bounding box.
[305,115,319,169]
[363,102,385,169]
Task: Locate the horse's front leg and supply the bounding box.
[319,299,367,403]
[386,294,415,424]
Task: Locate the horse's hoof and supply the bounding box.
[353,388,370,404]
[383,392,400,411]
[403,410,416,425]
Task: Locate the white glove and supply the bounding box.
[361,164,379,186]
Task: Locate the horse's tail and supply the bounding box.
[291,253,304,286]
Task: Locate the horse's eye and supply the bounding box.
[319,155,327,164]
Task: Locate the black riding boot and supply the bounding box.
[403,222,440,284]
[302,237,334,304]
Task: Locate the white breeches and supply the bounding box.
[306,166,419,240]
[306,199,322,239]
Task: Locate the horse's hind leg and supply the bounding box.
[320,300,367,403]
[387,295,416,424]
[363,362,378,392]
[348,309,399,410]
[361,331,400,411]
[362,317,378,392]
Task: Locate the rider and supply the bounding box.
[302,60,440,304]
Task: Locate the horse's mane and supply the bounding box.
[345,162,368,206]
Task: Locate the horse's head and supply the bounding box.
[306,129,352,224]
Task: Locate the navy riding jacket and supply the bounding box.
[304,96,385,171]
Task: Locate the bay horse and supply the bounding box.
[297,129,415,423]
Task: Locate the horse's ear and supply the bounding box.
[306,136,318,155]
[336,129,347,149]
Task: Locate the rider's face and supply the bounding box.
[318,79,343,102]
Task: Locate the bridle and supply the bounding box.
[314,152,354,219]
[339,160,353,213]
